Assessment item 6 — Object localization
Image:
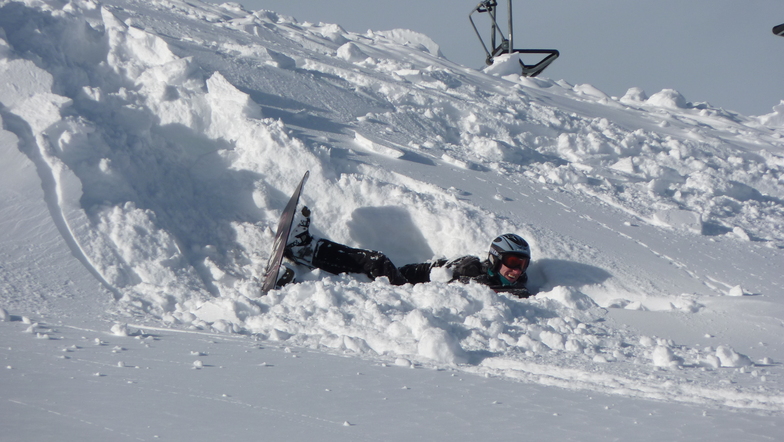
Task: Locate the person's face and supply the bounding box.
[499,254,529,283]
[498,263,524,283]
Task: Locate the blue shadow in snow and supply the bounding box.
[347,206,434,266]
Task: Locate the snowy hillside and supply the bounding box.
[1,0,783,439]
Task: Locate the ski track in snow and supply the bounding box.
[1,0,783,425]
[0,100,122,302]
[4,317,781,441]
[6,399,144,441]
[0,319,364,441]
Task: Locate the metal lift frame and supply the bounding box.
[469,0,559,77]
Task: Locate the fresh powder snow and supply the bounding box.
[1,0,783,440]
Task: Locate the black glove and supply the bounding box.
[448,256,482,278]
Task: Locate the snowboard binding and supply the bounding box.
[283,206,316,268]
[469,0,559,77]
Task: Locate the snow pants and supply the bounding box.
[312,239,408,285]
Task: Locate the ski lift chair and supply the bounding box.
[469,0,559,77]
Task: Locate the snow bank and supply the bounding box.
[0,0,512,313]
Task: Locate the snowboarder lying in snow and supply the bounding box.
[282,207,532,298]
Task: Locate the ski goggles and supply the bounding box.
[501,254,529,271]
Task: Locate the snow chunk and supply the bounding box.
[354,132,404,157]
[573,84,609,100]
[639,336,656,347]
[620,87,648,104]
[313,23,348,45]
[0,307,9,322]
[653,209,702,234]
[702,354,721,369]
[483,53,524,77]
[193,299,242,325]
[429,266,453,283]
[652,346,682,368]
[374,29,442,56]
[101,7,179,78]
[539,330,565,351]
[0,58,72,133]
[610,157,636,174]
[715,346,753,367]
[394,357,412,367]
[264,48,296,69]
[417,328,467,365]
[206,71,263,129]
[647,89,688,109]
[0,32,11,58]
[336,42,368,63]
[731,227,751,241]
[564,338,584,353]
[727,285,745,297]
[760,100,784,126]
[110,323,129,336]
[537,286,597,310]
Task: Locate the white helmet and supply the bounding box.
[488,233,531,270]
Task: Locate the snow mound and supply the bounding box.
[537,286,597,310]
[372,29,443,57]
[647,89,689,109]
[652,345,683,368]
[716,346,754,368]
[760,100,784,126]
[483,53,525,77]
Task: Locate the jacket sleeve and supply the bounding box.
[444,256,483,279]
[399,255,479,284]
[400,256,530,299]
[399,259,447,284]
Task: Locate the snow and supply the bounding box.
[1,0,783,439]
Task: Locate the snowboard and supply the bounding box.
[261,171,309,295]
[775,23,784,37]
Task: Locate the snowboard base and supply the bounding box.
[261,171,309,295]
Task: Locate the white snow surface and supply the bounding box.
[1,0,783,439]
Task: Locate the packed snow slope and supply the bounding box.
[1,0,784,416]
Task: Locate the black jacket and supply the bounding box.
[399,256,530,298]
[297,239,530,297]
